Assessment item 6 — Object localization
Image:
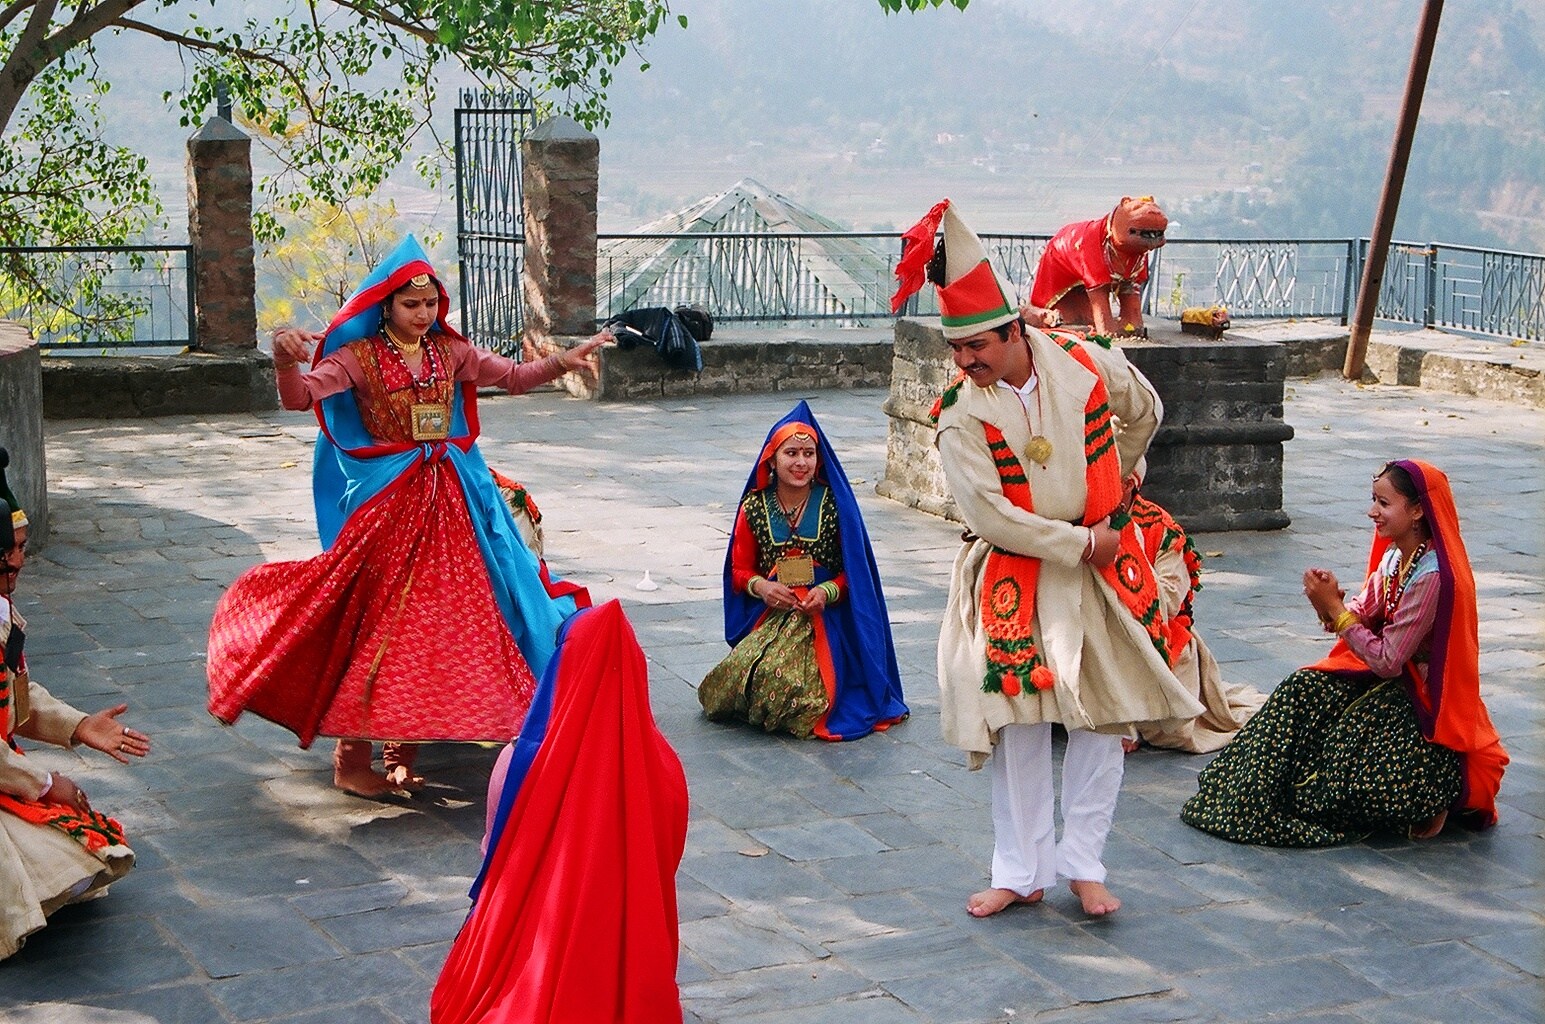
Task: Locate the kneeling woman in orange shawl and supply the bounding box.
[1182,460,1507,846]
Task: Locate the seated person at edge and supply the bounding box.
[207,236,605,798]
[698,402,909,741]
[1182,460,1508,846]
[1122,459,1264,754]
[1,450,151,960]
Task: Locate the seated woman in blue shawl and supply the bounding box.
[207,237,606,798]
[698,402,909,740]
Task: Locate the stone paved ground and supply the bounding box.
[0,377,1540,1024]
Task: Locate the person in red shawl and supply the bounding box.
[431,600,688,1024]
[1183,460,1508,846]
[207,237,606,798]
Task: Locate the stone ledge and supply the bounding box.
[1230,320,1545,409]
[41,351,278,419]
[540,326,894,401]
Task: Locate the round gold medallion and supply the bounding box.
[1025,435,1053,464]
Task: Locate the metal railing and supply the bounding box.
[0,245,195,352]
[598,231,900,323]
[1371,240,1545,340]
[8,234,1540,354]
[595,231,1544,341]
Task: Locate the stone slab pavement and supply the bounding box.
[0,377,1540,1023]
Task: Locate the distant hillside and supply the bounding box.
[593,0,1545,249]
[68,0,1545,251]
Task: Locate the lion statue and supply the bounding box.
[1025,196,1168,337]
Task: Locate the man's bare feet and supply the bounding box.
[1409,808,1448,840]
[334,766,401,799]
[1069,879,1121,917]
[1121,736,1141,754]
[966,887,1044,918]
[384,764,426,791]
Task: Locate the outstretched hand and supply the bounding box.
[557,328,615,376]
[73,704,151,764]
[272,328,325,369]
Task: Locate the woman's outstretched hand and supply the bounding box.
[557,328,616,376]
[272,328,325,369]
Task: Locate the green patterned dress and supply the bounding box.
[1181,554,1461,847]
[698,486,843,738]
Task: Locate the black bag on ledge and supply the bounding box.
[603,307,707,372]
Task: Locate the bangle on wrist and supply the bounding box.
[747,576,766,599]
[1331,610,1358,633]
[38,771,53,799]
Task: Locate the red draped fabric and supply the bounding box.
[431,600,688,1024]
[207,456,539,746]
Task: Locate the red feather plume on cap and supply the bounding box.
[890,199,951,313]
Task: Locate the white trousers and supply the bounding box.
[989,723,1124,895]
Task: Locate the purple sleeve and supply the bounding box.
[1341,572,1439,677]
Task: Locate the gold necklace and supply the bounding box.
[383,325,424,356]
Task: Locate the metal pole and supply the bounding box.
[1344,0,1444,379]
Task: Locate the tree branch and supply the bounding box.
[0,0,39,36]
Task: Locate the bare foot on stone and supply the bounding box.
[384,763,426,791]
[1069,879,1121,917]
[966,887,1044,918]
[334,766,402,799]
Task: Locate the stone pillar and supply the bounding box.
[521,116,599,395]
[0,322,48,547]
[187,117,258,351]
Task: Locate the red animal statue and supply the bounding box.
[1027,196,1168,337]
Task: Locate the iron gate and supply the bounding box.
[454,89,535,357]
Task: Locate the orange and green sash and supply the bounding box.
[0,667,128,854]
[1130,494,1203,662]
[967,339,1168,696]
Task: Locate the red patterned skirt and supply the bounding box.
[207,458,540,747]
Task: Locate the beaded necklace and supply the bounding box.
[383,329,440,390]
[1383,540,1429,618]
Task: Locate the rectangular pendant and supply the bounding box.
[411,403,450,441]
[774,553,815,587]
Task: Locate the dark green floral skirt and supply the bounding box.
[1181,669,1461,847]
[698,611,828,739]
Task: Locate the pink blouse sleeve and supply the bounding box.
[446,337,566,395]
[277,348,364,410]
[1340,572,1440,677]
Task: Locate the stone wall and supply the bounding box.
[1124,326,1293,531]
[0,323,48,544]
[573,327,893,401]
[41,352,277,419]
